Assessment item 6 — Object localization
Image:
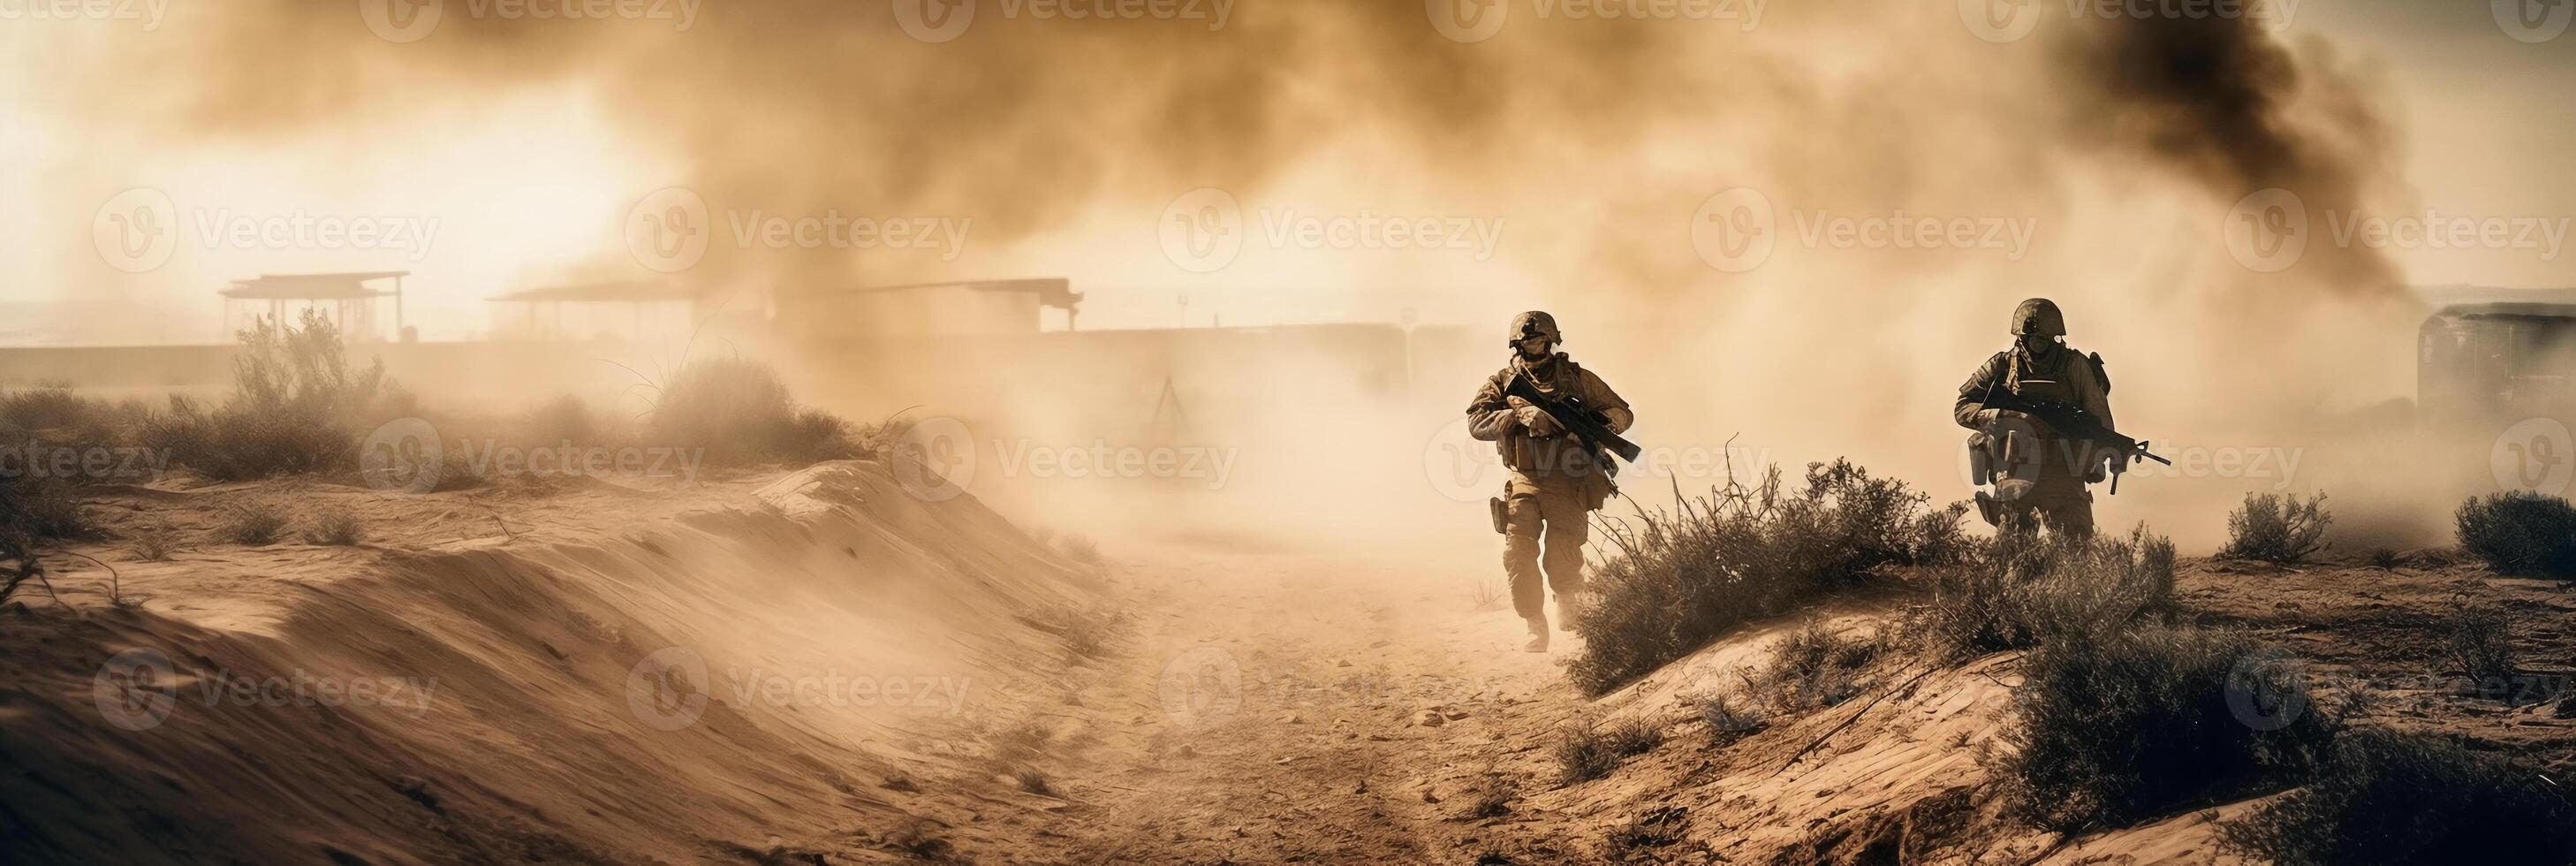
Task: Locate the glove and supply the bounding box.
[1979,408,2042,433]
[1507,397,1565,437]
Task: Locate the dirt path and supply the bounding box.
[953,544,1617,863]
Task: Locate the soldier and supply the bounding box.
[1467,311,1634,652]
[1954,298,2117,537]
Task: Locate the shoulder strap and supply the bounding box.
[2087,352,2111,394]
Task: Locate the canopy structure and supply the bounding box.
[487,279,712,340]
[220,271,407,341]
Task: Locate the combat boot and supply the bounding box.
[1524,616,1549,652]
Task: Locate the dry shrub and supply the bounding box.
[2219,728,2576,865]
[2455,492,2576,578]
[1465,767,1517,818]
[1907,526,2176,659]
[1692,692,1768,744]
[219,500,289,546]
[302,508,367,546]
[2437,604,2519,696]
[129,525,179,561]
[1556,718,1663,785]
[1996,625,2336,832]
[146,309,390,481]
[648,358,856,466]
[1571,460,1967,695]
[2216,492,2332,564]
[1753,621,1880,711]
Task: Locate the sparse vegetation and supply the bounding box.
[2437,604,2519,696]
[1692,693,1767,744]
[219,500,289,546]
[1012,766,1055,796]
[1465,766,1517,818]
[1752,621,1880,711]
[882,817,955,861]
[2455,492,2576,579]
[129,525,178,561]
[1571,460,1967,695]
[146,309,392,481]
[1466,577,1505,612]
[1996,625,2336,832]
[648,358,857,466]
[2219,728,2576,865]
[1025,603,1125,659]
[1907,526,2176,659]
[302,508,367,546]
[1556,718,1663,785]
[2216,492,2332,564]
[1054,533,1102,566]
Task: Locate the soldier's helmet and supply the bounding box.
[1509,311,1562,346]
[2010,298,2067,337]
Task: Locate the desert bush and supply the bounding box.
[1908,526,2176,659]
[1556,718,1663,785]
[1055,533,1102,565]
[1570,460,1967,695]
[2455,492,2576,578]
[219,501,289,546]
[148,310,390,481]
[2219,728,2576,865]
[0,475,95,541]
[649,358,857,466]
[1996,625,2336,832]
[1753,621,1880,711]
[1024,603,1125,659]
[2437,604,2519,695]
[0,382,93,431]
[2216,492,2332,564]
[129,525,178,561]
[1012,767,1054,796]
[1466,766,1518,818]
[1693,693,1768,744]
[302,509,367,546]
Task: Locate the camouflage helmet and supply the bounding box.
[2010,298,2066,337]
[1509,311,1562,346]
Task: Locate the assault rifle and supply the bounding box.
[1505,370,1643,463]
[1977,381,2171,494]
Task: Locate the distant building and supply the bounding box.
[2416,286,2576,416]
[487,280,716,341]
[785,277,1084,338]
[221,271,409,342]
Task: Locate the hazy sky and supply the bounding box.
[0,1,2569,343]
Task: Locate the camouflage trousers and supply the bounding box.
[1503,484,1591,620]
[1996,469,2095,538]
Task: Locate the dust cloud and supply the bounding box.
[32,1,2456,551]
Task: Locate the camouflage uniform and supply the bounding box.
[1954,300,2116,537]
[1467,314,1633,632]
